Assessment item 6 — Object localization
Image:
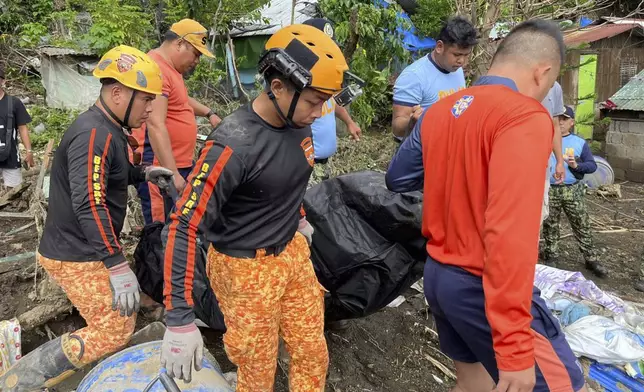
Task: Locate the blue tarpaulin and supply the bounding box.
[374,0,435,52]
[580,16,593,27]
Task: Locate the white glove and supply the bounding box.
[298,217,314,246]
[161,322,204,383]
[145,166,174,190]
[108,262,141,317]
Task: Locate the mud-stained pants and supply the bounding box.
[37,253,136,365]
[207,233,329,392]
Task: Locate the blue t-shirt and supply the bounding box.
[311,98,337,160]
[393,55,466,109]
[548,133,597,184]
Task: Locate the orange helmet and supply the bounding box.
[260,24,348,93]
[93,45,163,95]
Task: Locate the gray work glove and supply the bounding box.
[298,217,314,246]
[145,166,175,190]
[161,322,204,383]
[108,262,141,317]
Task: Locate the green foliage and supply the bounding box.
[0,0,53,34]
[85,0,154,55]
[18,23,48,48]
[27,106,79,148]
[155,0,269,34]
[3,0,152,53]
[411,0,452,38]
[185,58,228,97]
[320,0,410,129]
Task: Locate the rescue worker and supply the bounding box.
[391,16,478,140]
[543,105,607,277]
[0,64,35,187]
[302,18,362,185]
[133,18,222,225]
[386,20,587,392]
[0,45,173,391]
[160,24,351,391]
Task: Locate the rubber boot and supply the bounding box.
[0,333,84,392]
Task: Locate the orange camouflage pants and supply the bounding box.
[207,233,329,392]
[37,253,136,365]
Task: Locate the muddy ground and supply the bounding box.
[0,179,642,391]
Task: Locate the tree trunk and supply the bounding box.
[343,8,360,62]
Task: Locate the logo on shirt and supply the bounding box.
[451,95,474,119]
[438,87,465,100]
[116,54,137,73]
[300,137,315,167]
[181,162,210,215]
[92,155,103,204]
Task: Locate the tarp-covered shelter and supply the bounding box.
[38,46,101,111]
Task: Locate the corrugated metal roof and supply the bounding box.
[563,23,640,46]
[229,0,318,37]
[38,46,95,57]
[605,69,644,111]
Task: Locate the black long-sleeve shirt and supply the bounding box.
[39,105,145,268]
[163,104,314,326]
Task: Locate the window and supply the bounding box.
[620,56,639,87]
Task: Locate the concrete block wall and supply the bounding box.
[605,119,644,182]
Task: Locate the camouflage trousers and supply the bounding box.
[542,183,598,263]
[307,159,332,188]
[37,254,136,366]
[207,233,329,392]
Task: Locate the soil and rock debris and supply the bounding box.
[0,135,642,391]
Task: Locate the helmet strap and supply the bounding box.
[267,90,302,129]
[98,90,137,133]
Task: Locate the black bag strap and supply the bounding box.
[6,94,13,120]
[3,95,14,145]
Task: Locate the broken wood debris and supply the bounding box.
[4,222,36,236]
[0,182,31,208]
[0,211,33,219]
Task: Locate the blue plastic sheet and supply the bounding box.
[374,0,436,52]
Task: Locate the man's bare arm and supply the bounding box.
[18,125,34,167]
[552,116,565,184]
[335,105,361,141]
[188,97,221,127]
[392,104,415,138]
[188,97,210,117]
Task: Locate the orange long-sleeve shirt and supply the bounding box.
[388,77,554,372]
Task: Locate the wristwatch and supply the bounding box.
[206,109,217,119]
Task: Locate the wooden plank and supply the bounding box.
[0,211,33,219]
[0,251,35,264]
[0,182,31,208]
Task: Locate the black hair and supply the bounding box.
[437,16,479,48]
[262,67,295,93]
[100,78,119,86]
[164,30,180,43]
[492,19,565,66]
